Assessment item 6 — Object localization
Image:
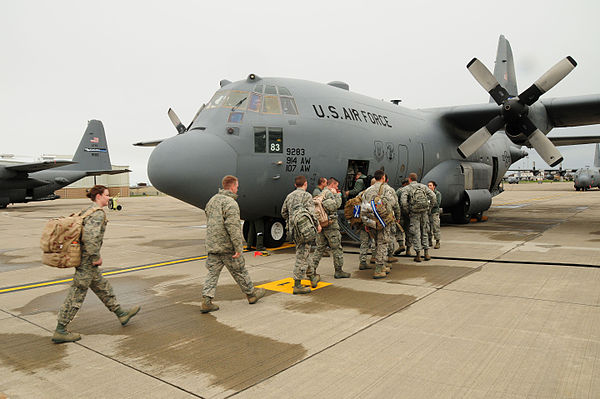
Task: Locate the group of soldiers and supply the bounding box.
[52,173,442,343]
[282,169,442,289]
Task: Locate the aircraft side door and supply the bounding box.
[396,144,408,186]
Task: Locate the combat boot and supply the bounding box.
[247,288,266,304]
[424,250,431,261]
[201,296,219,313]
[405,246,412,257]
[310,273,321,288]
[334,267,351,279]
[52,323,81,344]
[369,256,376,264]
[434,240,440,249]
[384,265,391,274]
[115,305,141,326]
[414,251,422,262]
[386,255,398,263]
[428,238,433,247]
[293,279,311,295]
[359,261,372,270]
[373,265,386,279]
[394,245,406,255]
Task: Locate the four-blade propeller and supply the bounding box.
[457,56,577,167]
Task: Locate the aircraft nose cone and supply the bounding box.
[148,133,237,208]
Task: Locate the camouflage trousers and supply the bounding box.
[359,228,371,264]
[294,242,312,280]
[408,212,430,252]
[387,224,398,256]
[396,216,409,247]
[58,259,119,326]
[428,212,441,241]
[312,224,344,272]
[371,224,393,267]
[202,253,254,298]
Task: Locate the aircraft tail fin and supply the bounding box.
[595,143,600,168]
[60,120,113,172]
[491,35,518,103]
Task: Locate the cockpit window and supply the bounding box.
[254,84,264,94]
[248,93,262,112]
[224,90,248,108]
[265,85,278,95]
[254,127,266,153]
[263,96,281,114]
[207,91,228,108]
[280,97,298,115]
[278,87,292,96]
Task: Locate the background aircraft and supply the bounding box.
[0,120,129,208]
[137,36,600,246]
[574,143,600,191]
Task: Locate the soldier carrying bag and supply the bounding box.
[289,205,318,244]
[344,192,363,226]
[409,185,430,213]
[360,183,395,230]
[40,208,103,268]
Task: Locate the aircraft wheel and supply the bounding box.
[0,203,7,209]
[242,220,250,242]
[450,205,471,224]
[264,218,286,248]
[474,212,484,222]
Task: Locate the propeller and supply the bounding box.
[168,104,206,134]
[458,56,577,167]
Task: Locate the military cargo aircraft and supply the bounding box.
[136,35,600,246]
[574,143,600,191]
[0,120,129,208]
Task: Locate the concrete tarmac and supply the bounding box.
[2,182,600,398]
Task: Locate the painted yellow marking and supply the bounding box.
[256,277,331,294]
[0,243,296,294]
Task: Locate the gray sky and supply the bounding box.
[2,0,599,183]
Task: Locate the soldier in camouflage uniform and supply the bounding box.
[311,177,351,279]
[312,177,327,197]
[282,175,321,294]
[395,179,410,255]
[427,181,442,249]
[362,170,401,279]
[201,175,265,313]
[400,173,437,262]
[53,185,140,344]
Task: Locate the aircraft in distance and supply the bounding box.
[574,143,600,191]
[136,35,600,246]
[0,120,129,208]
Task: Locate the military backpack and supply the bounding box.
[344,192,363,226]
[40,208,103,268]
[313,194,332,228]
[409,185,430,213]
[289,205,317,244]
[360,183,395,230]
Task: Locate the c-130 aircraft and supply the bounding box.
[136,35,600,247]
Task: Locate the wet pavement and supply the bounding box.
[2,182,600,398]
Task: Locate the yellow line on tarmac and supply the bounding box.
[0,244,296,295]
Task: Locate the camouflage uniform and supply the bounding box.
[428,188,442,242]
[281,188,319,280]
[58,204,119,326]
[347,176,366,198]
[395,185,410,248]
[202,189,255,298]
[311,187,344,273]
[312,186,323,197]
[400,181,437,252]
[362,182,401,270]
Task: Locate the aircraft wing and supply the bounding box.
[84,169,131,176]
[133,140,164,147]
[425,103,500,133]
[4,160,76,173]
[541,95,600,127]
[548,135,600,146]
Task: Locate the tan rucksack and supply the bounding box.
[344,192,363,226]
[40,208,103,268]
[313,194,332,228]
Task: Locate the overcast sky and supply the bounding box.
[1,1,599,183]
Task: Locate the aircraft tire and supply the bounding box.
[264,218,286,248]
[450,206,471,224]
[0,203,7,209]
